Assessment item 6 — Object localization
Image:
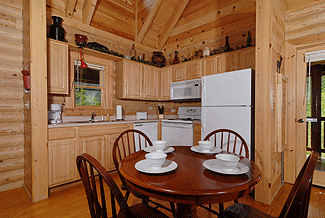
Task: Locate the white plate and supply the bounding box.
[144,146,175,154]
[191,146,222,154]
[203,159,249,175]
[135,159,178,174]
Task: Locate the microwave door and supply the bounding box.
[171,85,192,100]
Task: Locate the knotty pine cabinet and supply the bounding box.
[172,60,202,82]
[116,60,161,100]
[143,65,160,100]
[202,46,255,76]
[193,122,201,146]
[47,39,69,94]
[115,60,143,99]
[48,123,131,187]
[160,66,173,100]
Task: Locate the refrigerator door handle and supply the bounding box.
[202,79,206,105]
[202,107,205,133]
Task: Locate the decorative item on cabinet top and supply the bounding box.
[49,16,65,42]
[152,51,166,68]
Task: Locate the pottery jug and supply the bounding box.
[50,16,65,42]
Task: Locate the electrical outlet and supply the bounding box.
[171,109,176,112]
[148,106,153,110]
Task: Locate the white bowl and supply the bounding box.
[152,141,167,152]
[198,141,213,151]
[215,154,240,171]
[145,152,167,168]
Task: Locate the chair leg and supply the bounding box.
[124,190,130,201]
[170,202,176,217]
[234,199,239,204]
[142,197,149,205]
[219,202,224,212]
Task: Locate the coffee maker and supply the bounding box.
[48,104,62,124]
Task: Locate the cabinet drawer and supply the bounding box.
[48,127,75,140]
[78,123,131,137]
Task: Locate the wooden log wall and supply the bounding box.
[255,0,286,204]
[0,1,24,192]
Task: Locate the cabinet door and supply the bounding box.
[216,52,239,74]
[79,136,107,169]
[160,66,173,100]
[143,66,160,100]
[49,138,76,186]
[203,57,216,76]
[47,39,68,94]
[172,64,187,81]
[187,60,202,79]
[238,47,255,70]
[106,133,120,171]
[193,123,201,146]
[124,61,143,99]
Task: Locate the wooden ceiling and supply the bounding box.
[50,0,256,52]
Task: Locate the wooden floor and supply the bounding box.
[1,171,325,218]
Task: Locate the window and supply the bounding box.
[65,51,114,113]
[74,61,104,106]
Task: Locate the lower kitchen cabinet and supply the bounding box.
[48,138,76,187]
[193,122,201,146]
[48,123,131,187]
[79,136,107,169]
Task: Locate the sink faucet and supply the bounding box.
[91,112,96,122]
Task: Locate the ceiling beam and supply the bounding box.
[65,0,77,18]
[158,0,190,50]
[135,0,163,43]
[82,0,98,25]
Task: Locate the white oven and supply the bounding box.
[162,120,193,146]
[170,78,201,100]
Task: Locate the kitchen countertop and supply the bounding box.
[48,119,163,128]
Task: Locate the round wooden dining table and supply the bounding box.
[119,146,261,218]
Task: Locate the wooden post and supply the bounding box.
[23,0,48,202]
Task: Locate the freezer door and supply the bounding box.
[201,106,251,159]
[202,69,252,107]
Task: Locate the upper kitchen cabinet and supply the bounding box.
[160,66,173,100]
[238,47,255,70]
[202,47,255,76]
[172,60,202,82]
[115,60,161,100]
[172,62,187,82]
[143,65,160,100]
[47,39,68,94]
[203,56,217,76]
[115,60,144,99]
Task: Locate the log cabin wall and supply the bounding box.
[255,0,286,204]
[0,1,24,192]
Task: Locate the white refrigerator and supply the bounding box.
[201,68,254,160]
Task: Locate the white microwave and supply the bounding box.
[170,78,201,100]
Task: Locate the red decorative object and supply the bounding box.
[75,34,87,47]
[21,70,30,90]
[79,47,87,69]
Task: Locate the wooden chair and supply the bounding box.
[200,129,250,214]
[112,129,176,217]
[76,153,169,218]
[218,150,319,218]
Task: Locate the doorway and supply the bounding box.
[306,64,325,171]
[296,46,325,187]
